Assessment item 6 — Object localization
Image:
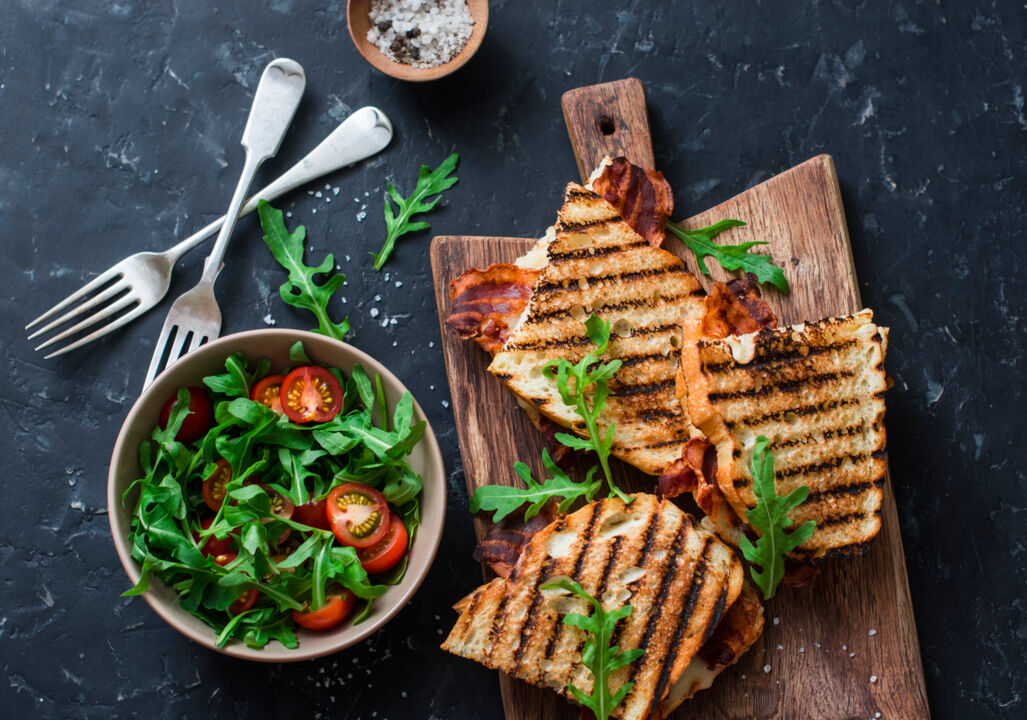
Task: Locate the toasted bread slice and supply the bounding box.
[488,184,706,475]
[678,310,890,561]
[442,494,746,720]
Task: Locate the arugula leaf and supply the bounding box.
[543,315,628,502]
[203,352,271,398]
[288,340,312,366]
[470,451,601,522]
[666,219,790,293]
[540,579,643,720]
[738,435,817,599]
[257,199,350,340]
[373,153,459,270]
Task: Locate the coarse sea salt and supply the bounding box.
[366,0,474,69]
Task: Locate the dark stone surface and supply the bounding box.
[1,1,1024,718]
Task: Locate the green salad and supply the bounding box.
[123,341,424,649]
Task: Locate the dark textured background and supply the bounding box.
[1,1,1024,718]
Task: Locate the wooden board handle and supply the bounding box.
[561,78,655,183]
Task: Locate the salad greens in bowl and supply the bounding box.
[107,329,445,661]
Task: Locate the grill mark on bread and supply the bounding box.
[625,517,691,696]
[731,452,870,489]
[521,292,694,326]
[609,379,675,397]
[504,323,681,352]
[707,370,855,402]
[548,238,647,260]
[805,478,885,503]
[647,538,713,717]
[609,507,663,649]
[726,397,861,428]
[532,267,690,297]
[701,339,858,374]
[817,511,867,528]
[510,555,555,672]
[488,517,564,663]
[519,500,602,675]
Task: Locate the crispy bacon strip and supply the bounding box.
[591,156,674,248]
[656,438,717,507]
[696,582,764,670]
[781,561,822,588]
[472,503,558,578]
[446,263,540,353]
[701,274,778,339]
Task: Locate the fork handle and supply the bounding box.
[165,106,392,266]
[200,58,306,285]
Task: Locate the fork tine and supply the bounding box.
[25,267,122,331]
[163,327,190,371]
[183,331,205,358]
[26,280,130,340]
[42,304,149,359]
[144,322,176,387]
[34,295,138,352]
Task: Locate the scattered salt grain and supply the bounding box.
[325,184,331,190]
[868,628,877,636]
[799,647,805,653]
[315,191,323,198]
[870,675,878,683]
[366,0,474,69]
[333,187,340,196]
[262,313,276,326]
[395,280,403,288]
[442,400,450,408]
[311,208,317,214]
[763,664,771,673]
[849,652,856,658]
[375,295,382,302]
[370,308,380,318]
[776,644,783,651]
[772,616,780,626]
[357,211,367,222]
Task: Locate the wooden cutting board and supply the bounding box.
[430,78,930,720]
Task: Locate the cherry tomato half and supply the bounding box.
[260,485,295,545]
[294,499,330,531]
[291,591,355,631]
[194,518,236,563]
[202,459,233,511]
[280,366,344,424]
[326,483,390,548]
[250,374,286,414]
[158,387,213,444]
[357,514,408,575]
[228,588,259,615]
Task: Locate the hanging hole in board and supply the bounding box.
[598,115,616,135]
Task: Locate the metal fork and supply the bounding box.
[142,58,306,387]
[26,105,393,358]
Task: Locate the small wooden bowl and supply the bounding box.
[347,0,488,81]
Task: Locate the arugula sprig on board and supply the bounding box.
[544,314,630,503]
[666,219,790,293]
[374,153,459,270]
[469,451,602,523]
[541,578,643,720]
[738,435,817,599]
[257,200,350,340]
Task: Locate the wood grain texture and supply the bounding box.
[430,79,929,720]
[562,77,655,176]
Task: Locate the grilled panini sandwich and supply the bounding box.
[487,184,707,475]
[677,310,890,561]
[442,494,763,720]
